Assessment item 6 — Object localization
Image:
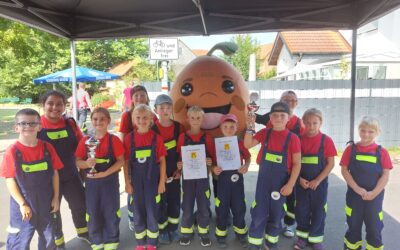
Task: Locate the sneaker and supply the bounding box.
[147,245,157,250]
[293,238,308,250]
[283,225,295,238]
[76,233,91,244]
[179,236,191,246]
[128,220,135,231]
[236,235,248,248]
[169,230,180,242]
[200,236,212,247]
[217,238,227,248]
[135,246,146,250]
[159,232,171,245]
[312,243,325,250]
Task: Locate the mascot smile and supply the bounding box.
[170,42,250,137]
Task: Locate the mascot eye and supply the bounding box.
[181,82,193,96]
[222,80,235,94]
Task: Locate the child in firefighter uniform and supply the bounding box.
[264,90,305,238]
[212,114,251,248]
[294,108,337,250]
[123,104,167,250]
[340,116,392,250]
[244,102,301,250]
[75,107,125,250]
[176,105,215,247]
[38,90,88,248]
[118,85,158,231]
[152,94,185,244]
[1,108,62,250]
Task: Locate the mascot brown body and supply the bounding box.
[170,43,249,137]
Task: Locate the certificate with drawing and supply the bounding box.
[215,136,241,171]
[181,144,208,180]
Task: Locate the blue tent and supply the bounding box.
[33,66,119,84]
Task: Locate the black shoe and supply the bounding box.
[200,236,212,247]
[217,238,227,248]
[179,236,191,246]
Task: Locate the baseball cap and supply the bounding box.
[270,101,290,114]
[220,114,238,123]
[155,94,173,106]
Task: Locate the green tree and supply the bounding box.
[223,35,259,81]
[0,18,150,100]
[258,68,277,80]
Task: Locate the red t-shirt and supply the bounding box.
[124,130,167,162]
[0,140,64,178]
[40,115,83,143]
[254,128,301,171]
[301,132,337,158]
[119,111,159,134]
[266,115,305,136]
[340,142,393,169]
[75,133,125,159]
[153,120,185,142]
[177,131,215,162]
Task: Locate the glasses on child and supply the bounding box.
[16,122,40,128]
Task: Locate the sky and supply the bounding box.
[178,32,277,50]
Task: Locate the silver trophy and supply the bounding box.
[85,136,100,177]
[247,92,260,134]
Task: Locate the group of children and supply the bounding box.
[0,88,392,250]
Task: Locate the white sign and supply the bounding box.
[215,136,241,171]
[181,144,208,180]
[149,38,179,60]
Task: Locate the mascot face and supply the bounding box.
[170,56,249,137]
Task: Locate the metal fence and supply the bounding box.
[142,80,400,150]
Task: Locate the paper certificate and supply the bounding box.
[215,136,241,171]
[181,144,208,180]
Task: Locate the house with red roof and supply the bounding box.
[268,31,352,80]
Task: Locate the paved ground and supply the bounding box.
[0,136,399,250]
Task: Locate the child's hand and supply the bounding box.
[20,203,32,221]
[354,186,367,197]
[308,179,321,190]
[280,184,293,196]
[299,178,309,189]
[86,158,96,168]
[125,183,133,194]
[177,161,183,170]
[206,157,212,167]
[362,191,377,201]
[173,170,181,180]
[238,165,249,174]
[213,166,223,176]
[87,171,107,179]
[158,182,166,194]
[51,196,60,213]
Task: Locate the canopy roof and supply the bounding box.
[0,0,399,40]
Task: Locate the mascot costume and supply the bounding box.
[170,42,250,137]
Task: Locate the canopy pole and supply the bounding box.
[70,40,78,120]
[349,28,357,142]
